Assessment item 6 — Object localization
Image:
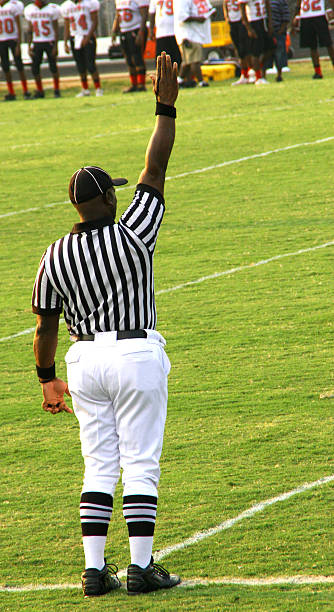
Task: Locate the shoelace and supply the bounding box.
[106,562,121,585]
[151,562,170,578]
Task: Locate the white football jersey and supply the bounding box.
[116,0,149,33]
[224,0,241,22]
[238,0,265,22]
[24,3,60,42]
[149,0,175,38]
[0,0,23,41]
[299,0,325,18]
[174,0,213,45]
[61,0,99,37]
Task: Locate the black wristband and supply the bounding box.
[36,363,56,382]
[155,101,176,118]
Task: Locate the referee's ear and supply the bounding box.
[103,187,117,218]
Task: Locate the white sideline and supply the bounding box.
[2,239,334,343]
[1,135,334,220]
[1,474,333,593]
[1,576,333,593]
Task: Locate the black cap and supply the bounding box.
[69,166,128,205]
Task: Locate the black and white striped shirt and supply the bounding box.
[32,184,165,335]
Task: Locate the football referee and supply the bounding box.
[32,52,180,598]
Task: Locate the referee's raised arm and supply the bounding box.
[138,52,178,197]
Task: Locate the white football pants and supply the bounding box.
[65,330,170,497]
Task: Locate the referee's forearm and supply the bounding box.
[34,330,58,368]
[145,116,175,176]
[33,315,59,368]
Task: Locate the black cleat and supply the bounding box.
[33,90,45,99]
[127,558,181,595]
[54,89,61,98]
[123,85,138,93]
[4,93,16,101]
[23,91,32,99]
[137,85,147,92]
[312,72,323,79]
[81,561,121,598]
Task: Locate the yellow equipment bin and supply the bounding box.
[201,63,236,81]
[204,20,233,49]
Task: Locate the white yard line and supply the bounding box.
[4,97,334,149]
[1,474,333,593]
[2,239,334,344]
[155,240,334,296]
[179,576,334,587]
[1,576,333,593]
[151,474,334,566]
[1,135,334,220]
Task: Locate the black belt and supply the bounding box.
[74,330,147,342]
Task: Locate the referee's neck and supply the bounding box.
[75,197,116,223]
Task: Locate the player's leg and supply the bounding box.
[0,41,16,100]
[132,28,147,92]
[315,15,334,69]
[185,42,207,86]
[261,28,276,80]
[177,57,192,87]
[310,47,322,78]
[69,40,90,96]
[85,38,103,96]
[120,31,139,93]
[177,41,194,86]
[274,32,287,81]
[247,24,263,83]
[9,39,31,98]
[246,20,269,84]
[192,59,209,87]
[156,35,182,68]
[299,17,321,78]
[231,22,250,85]
[166,36,182,68]
[45,42,60,97]
[31,43,45,97]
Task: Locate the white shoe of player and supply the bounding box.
[247,74,256,83]
[282,66,290,72]
[266,67,277,74]
[231,75,249,86]
[96,88,104,96]
[76,89,90,97]
[255,77,269,85]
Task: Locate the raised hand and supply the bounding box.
[152,51,178,107]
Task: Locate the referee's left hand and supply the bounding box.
[41,378,73,414]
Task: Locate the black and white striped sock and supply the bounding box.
[80,492,113,570]
[80,491,113,536]
[123,495,157,568]
[123,494,157,536]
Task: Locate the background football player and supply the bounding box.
[0,0,31,100]
[292,0,334,79]
[61,0,103,97]
[112,0,149,93]
[24,0,61,98]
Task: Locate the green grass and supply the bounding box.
[1,60,334,610]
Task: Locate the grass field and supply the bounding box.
[0,59,334,611]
